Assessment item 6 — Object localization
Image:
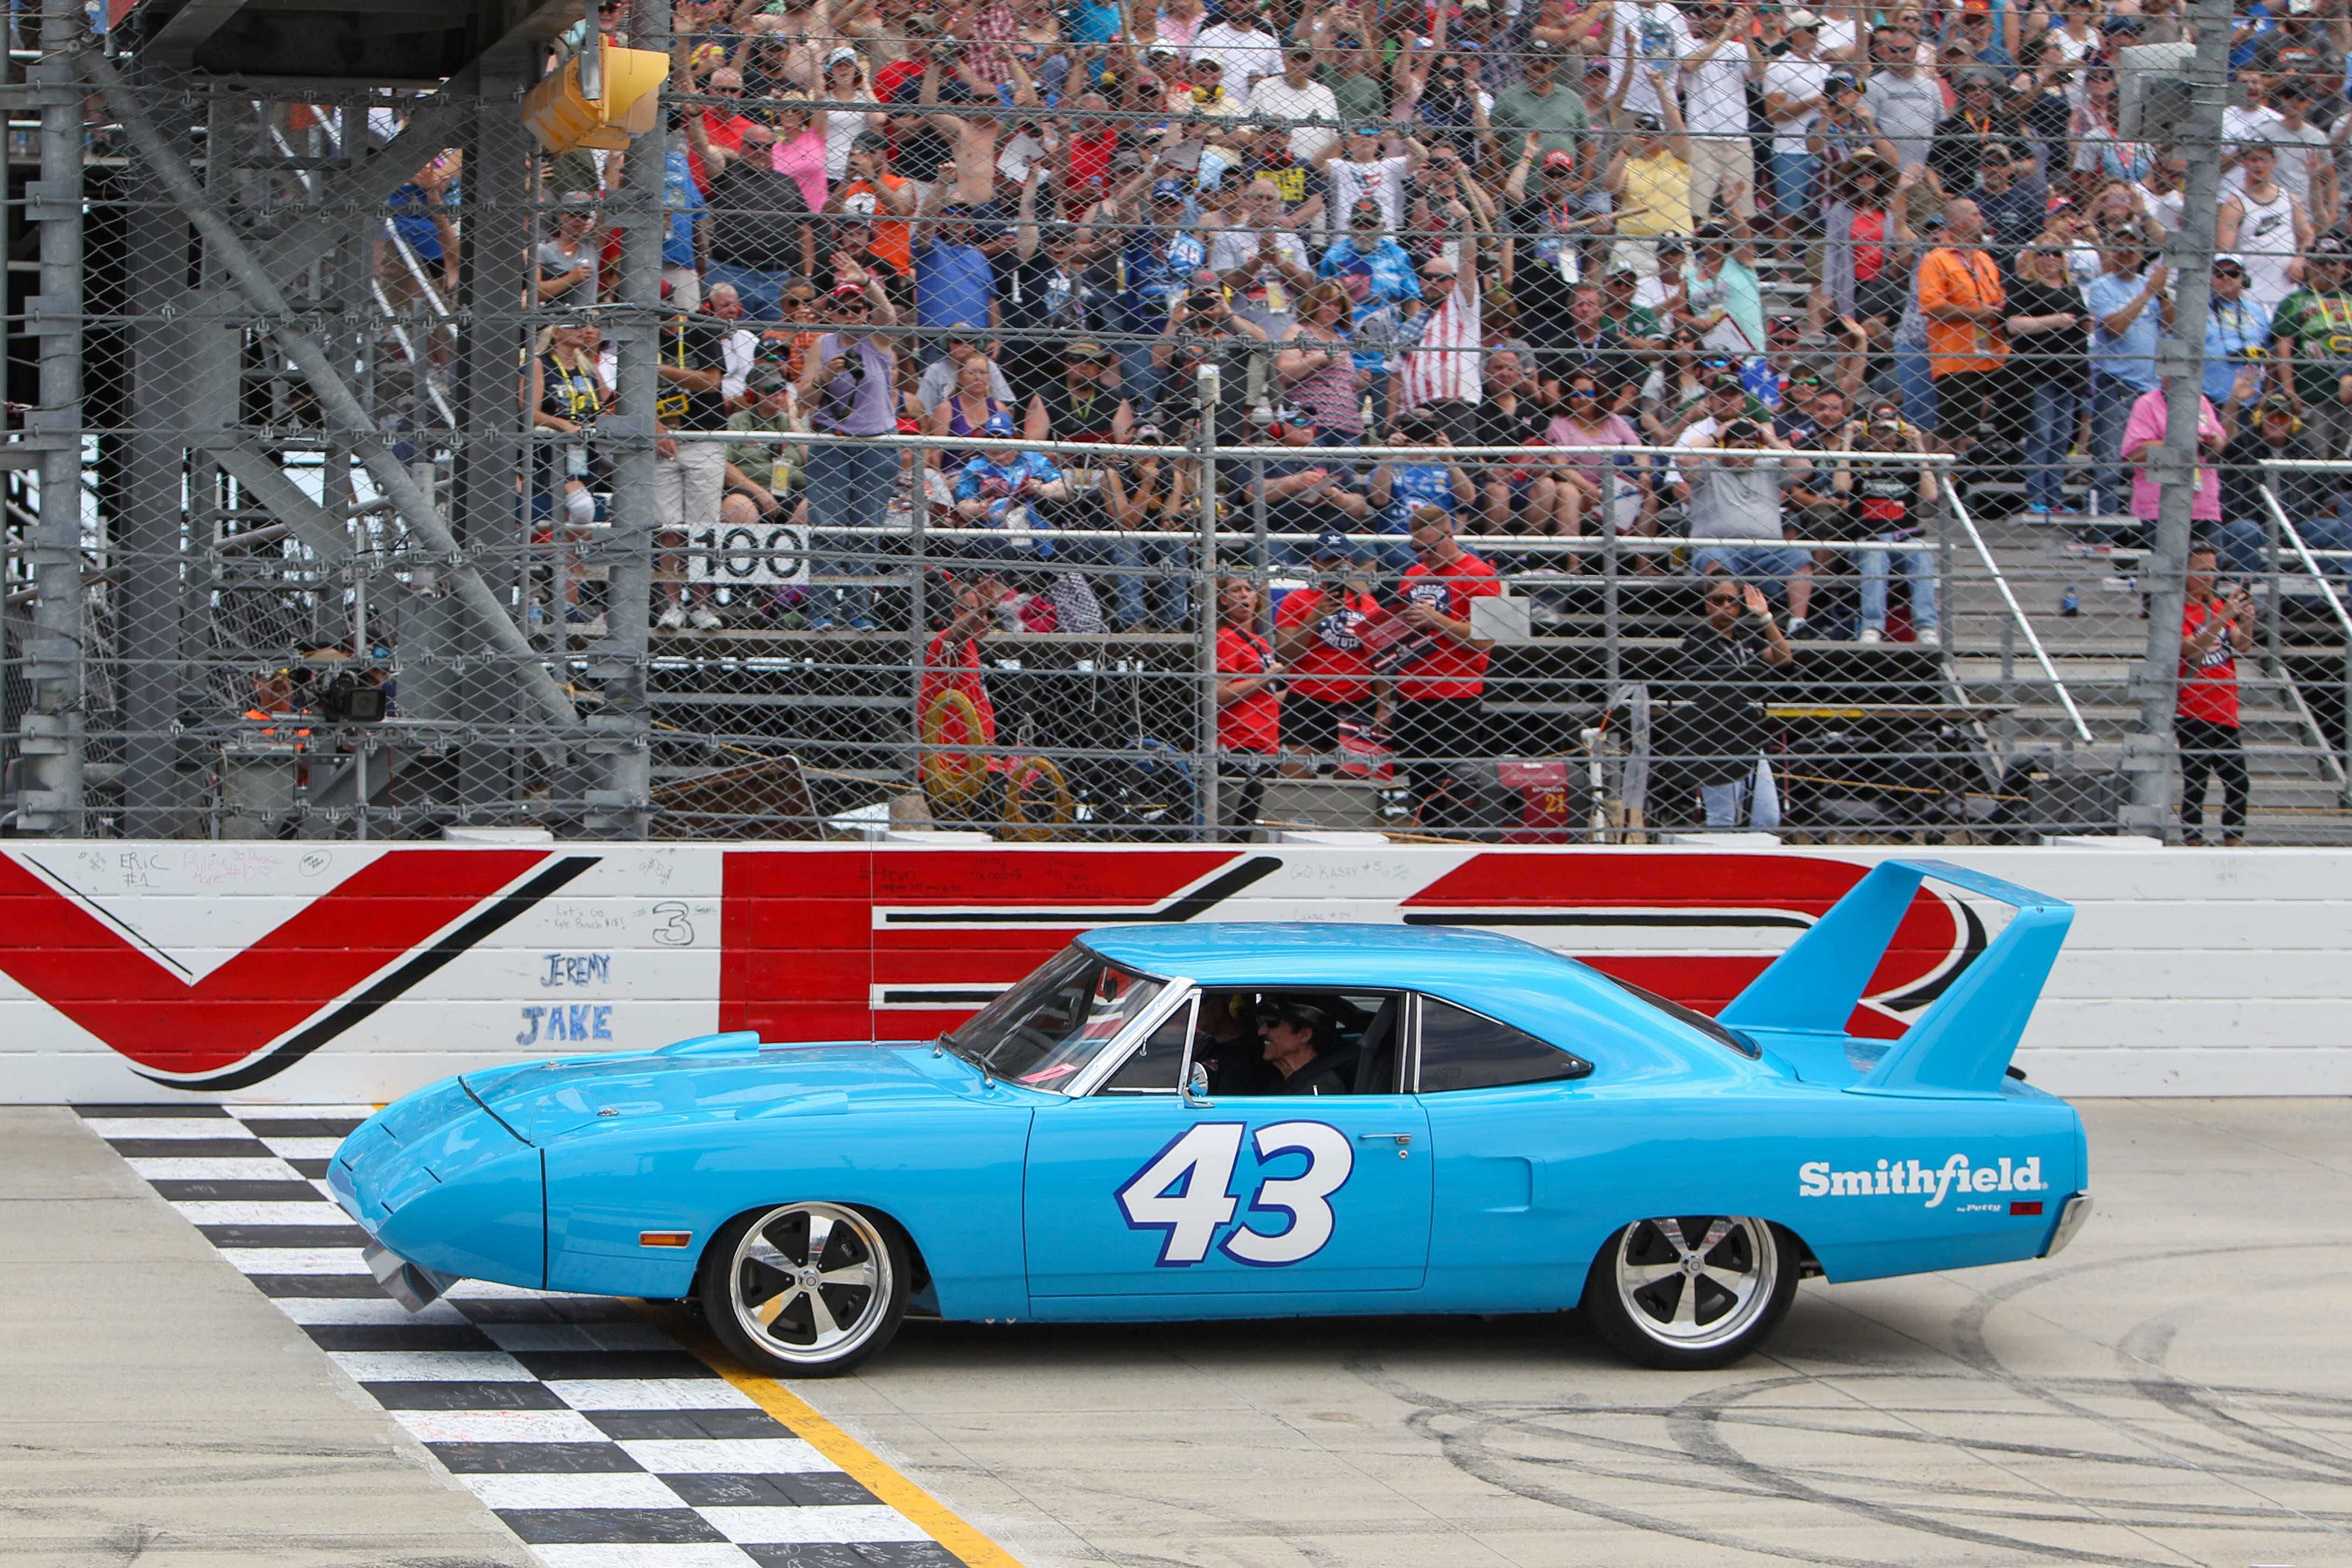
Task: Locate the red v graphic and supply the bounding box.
[0,849,561,1082]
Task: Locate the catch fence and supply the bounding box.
[2,2,2348,845]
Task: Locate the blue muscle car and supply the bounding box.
[329,859,2092,1374]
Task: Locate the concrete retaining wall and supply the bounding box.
[2,841,2343,1102]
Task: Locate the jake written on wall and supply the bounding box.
[1800,1154,2047,1208]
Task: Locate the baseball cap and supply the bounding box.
[831,281,868,301]
[748,366,789,394]
[826,45,858,69]
[1708,372,1745,394]
[1151,177,1188,201]
[1063,339,1110,361]
[850,128,886,153]
[1633,113,1663,132]
[2314,233,2350,257]
[1656,235,1688,253]
[1352,122,1383,137]
[1349,198,1384,225]
[840,191,878,218]
[1542,148,1575,171]
[1525,36,1561,56]
[1286,40,1313,58]
[1785,8,1821,28]
[1311,529,1356,560]
[2212,253,2246,274]
[2260,392,2300,415]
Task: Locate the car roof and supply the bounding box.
[1083,923,1755,1086]
[1084,921,1596,991]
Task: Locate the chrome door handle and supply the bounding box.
[1356,1132,1412,1146]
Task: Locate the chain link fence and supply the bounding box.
[2,0,2347,844]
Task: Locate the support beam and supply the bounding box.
[585,0,666,838]
[144,0,250,66]
[255,63,480,286]
[17,59,85,835]
[206,439,365,563]
[114,81,197,839]
[83,51,580,737]
[2127,0,2233,838]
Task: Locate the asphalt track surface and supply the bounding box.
[5,1097,2347,1567]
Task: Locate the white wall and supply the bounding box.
[2,841,2344,1103]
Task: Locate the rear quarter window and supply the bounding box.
[1417,996,1593,1093]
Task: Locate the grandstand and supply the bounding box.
[2,0,2346,844]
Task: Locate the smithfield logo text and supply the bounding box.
[1798,1154,2046,1208]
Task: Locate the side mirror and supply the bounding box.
[1182,1061,1213,1108]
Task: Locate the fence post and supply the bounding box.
[19,57,85,835]
[585,0,669,839]
[2127,0,2233,838]
[1195,364,1222,838]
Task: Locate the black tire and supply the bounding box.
[1580,1215,1799,1370]
[697,1201,911,1378]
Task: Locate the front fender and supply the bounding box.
[541,1101,1036,1317]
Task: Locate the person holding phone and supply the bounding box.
[1274,531,1381,766]
[1215,575,1285,838]
[2175,546,2255,847]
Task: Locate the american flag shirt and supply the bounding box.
[1398,237,1483,411]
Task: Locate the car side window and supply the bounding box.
[1097,996,1195,1095]
[1415,997,1592,1094]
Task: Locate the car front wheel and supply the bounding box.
[698,1201,910,1378]
[1581,1214,1798,1370]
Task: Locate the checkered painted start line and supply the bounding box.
[77,1103,989,1568]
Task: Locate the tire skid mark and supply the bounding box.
[1332,1244,2352,1567]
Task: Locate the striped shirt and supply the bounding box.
[1399,238,1483,411]
[1286,324,1363,433]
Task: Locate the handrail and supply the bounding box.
[1945,484,2093,743]
[662,427,1960,465]
[2257,483,2352,642]
[267,120,458,429]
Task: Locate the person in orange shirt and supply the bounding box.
[829,133,916,285]
[1914,197,2013,463]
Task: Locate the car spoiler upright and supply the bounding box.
[1716,859,2073,1099]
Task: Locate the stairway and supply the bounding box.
[1942,504,2352,843]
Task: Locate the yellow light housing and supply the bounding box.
[522,40,669,156]
[639,1229,693,1249]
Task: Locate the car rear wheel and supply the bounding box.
[1581,1215,1797,1370]
[699,1202,910,1378]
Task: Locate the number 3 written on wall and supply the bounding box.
[1116,1122,1355,1268]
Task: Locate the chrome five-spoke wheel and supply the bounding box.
[1582,1214,1799,1369]
[698,1202,909,1377]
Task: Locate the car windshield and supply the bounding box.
[1602,972,1762,1058]
[942,943,1167,1091]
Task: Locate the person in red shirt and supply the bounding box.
[1387,506,1500,823]
[917,583,998,821]
[2176,545,2255,847]
[1215,576,1284,839]
[1273,531,1379,768]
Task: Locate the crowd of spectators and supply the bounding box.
[368,0,2352,832]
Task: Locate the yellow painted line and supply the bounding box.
[646,1308,1028,1568]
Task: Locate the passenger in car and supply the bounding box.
[1194,991,1274,1095]
[1260,1001,1351,1097]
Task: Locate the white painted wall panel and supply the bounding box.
[0,842,2343,1102]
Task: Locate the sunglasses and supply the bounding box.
[1421,271,1456,282]
[1568,386,1599,397]
[1705,592,1740,606]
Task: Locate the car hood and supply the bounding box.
[462,1039,992,1146]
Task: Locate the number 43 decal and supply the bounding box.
[1116,1122,1354,1267]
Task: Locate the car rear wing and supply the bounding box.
[1716,859,2072,1099]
